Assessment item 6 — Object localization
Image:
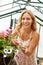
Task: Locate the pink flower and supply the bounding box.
[0,31,4,37]
[0,27,12,37]
[9,26,12,29]
[6,26,12,33]
[4,27,12,37]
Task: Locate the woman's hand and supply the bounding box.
[12,39,19,46]
[4,27,12,37]
[22,47,29,56]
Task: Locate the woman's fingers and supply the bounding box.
[12,39,16,45]
[12,39,19,46]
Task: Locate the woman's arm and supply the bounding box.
[24,31,40,56]
[12,28,19,45]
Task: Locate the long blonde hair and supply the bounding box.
[16,9,37,31]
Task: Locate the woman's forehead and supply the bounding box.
[22,12,31,18]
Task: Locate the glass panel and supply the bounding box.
[37,27,43,58]
[0,0,13,6]
[0,6,20,15]
[29,3,43,7]
[37,23,40,32]
[26,6,43,20]
[36,18,43,25]
[0,16,11,31]
[0,4,12,12]
[39,0,43,2]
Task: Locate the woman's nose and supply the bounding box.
[24,19,27,22]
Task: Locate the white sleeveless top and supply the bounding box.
[17,31,32,48]
[14,31,37,65]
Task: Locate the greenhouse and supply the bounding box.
[0,0,43,65]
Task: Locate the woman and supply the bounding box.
[12,9,40,65]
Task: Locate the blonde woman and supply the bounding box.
[12,9,40,65]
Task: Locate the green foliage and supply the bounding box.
[0,35,17,57]
[0,34,25,57]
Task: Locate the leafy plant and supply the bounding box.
[0,27,25,57]
[0,27,17,57]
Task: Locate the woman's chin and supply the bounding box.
[23,25,29,28]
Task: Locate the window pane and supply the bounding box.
[0,16,11,31]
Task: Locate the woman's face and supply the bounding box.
[21,12,32,28]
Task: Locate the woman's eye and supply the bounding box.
[27,18,30,20]
[22,18,25,20]
[22,18,30,20]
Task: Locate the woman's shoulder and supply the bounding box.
[32,30,40,39]
[33,30,39,35]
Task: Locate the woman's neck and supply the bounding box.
[22,26,32,34]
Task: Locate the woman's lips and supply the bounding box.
[23,23,29,26]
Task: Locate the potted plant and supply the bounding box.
[0,27,17,65]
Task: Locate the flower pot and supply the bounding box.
[0,53,4,65]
